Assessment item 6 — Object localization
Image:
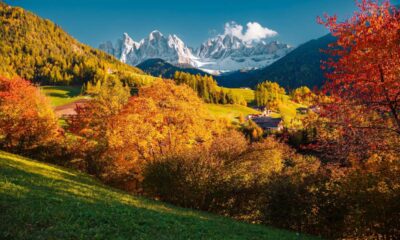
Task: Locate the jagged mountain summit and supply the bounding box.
[99,31,293,74]
[99,31,196,67]
[194,34,292,74]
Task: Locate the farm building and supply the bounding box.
[250,116,284,131]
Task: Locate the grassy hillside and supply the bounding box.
[40,86,85,107]
[220,87,255,105]
[212,87,307,126]
[206,104,260,122]
[0,151,316,239]
[205,94,306,126]
[271,95,308,126]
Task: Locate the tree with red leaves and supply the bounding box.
[305,1,400,164]
[318,0,400,135]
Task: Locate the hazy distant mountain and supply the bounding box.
[217,34,336,90]
[99,31,292,74]
[137,58,210,79]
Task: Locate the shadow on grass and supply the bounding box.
[41,86,81,98]
[45,92,73,99]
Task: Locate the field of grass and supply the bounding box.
[206,96,307,128]
[274,96,308,127]
[221,87,255,105]
[206,104,260,122]
[0,151,317,239]
[41,86,85,107]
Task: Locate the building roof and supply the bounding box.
[252,117,283,129]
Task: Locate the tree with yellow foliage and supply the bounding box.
[69,79,220,190]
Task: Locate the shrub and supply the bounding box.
[143,151,225,210]
[143,136,297,222]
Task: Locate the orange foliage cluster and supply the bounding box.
[0,76,61,156]
[67,80,225,189]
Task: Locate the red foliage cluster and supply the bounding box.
[318,0,400,134]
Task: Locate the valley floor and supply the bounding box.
[41,85,307,127]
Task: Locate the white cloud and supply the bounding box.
[223,21,277,42]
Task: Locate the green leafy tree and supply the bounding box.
[255,81,286,110]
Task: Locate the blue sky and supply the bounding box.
[5,0,400,47]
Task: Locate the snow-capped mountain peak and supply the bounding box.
[193,33,292,73]
[100,31,195,66]
[99,30,293,74]
[122,32,140,49]
[148,30,163,41]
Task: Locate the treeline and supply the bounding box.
[255,81,317,108]
[173,71,247,105]
[0,3,152,86]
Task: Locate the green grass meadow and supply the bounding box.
[0,151,317,240]
[206,104,260,122]
[40,86,84,107]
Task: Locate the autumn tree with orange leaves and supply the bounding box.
[68,79,224,190]
[0,76,61,157]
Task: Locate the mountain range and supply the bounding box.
[99,31,293,74]
[100,30,336,90]
[217,34,336,89]
[135,34,335,90]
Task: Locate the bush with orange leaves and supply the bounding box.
[0,76,62,160]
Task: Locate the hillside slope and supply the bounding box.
[0,2,147,85]
[137,58,210,79]
[218,34,335,90]
[206,104,260,122]
[0,151,316,240]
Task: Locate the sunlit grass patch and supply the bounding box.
[220,87,255,105]
[206,104,260,122]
